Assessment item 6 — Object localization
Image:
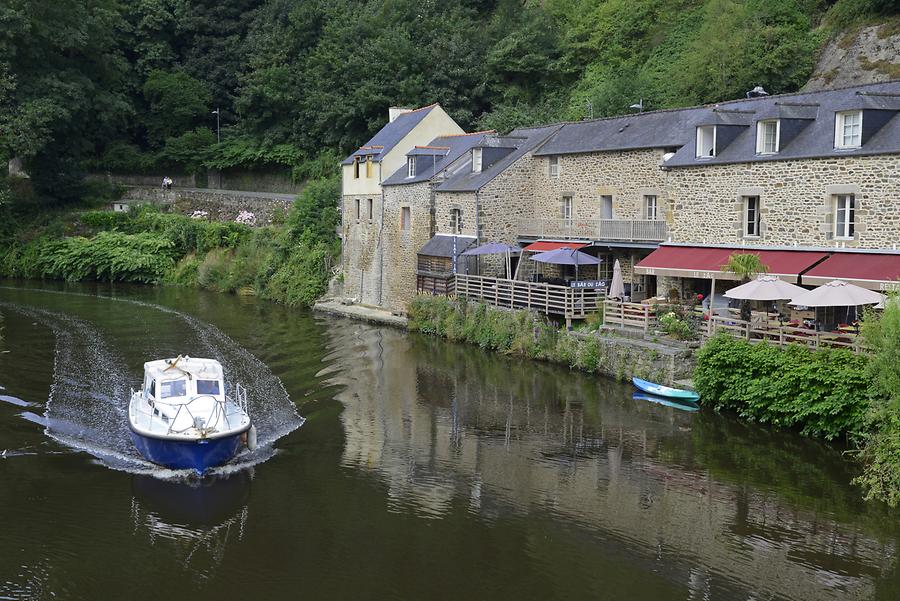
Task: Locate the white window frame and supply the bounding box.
[756,120,780,154]
[834,111,862,149]
[549,156,560,178]
[834,194,855,239]
[449,208,462,234]
[472,148,483,173]
[561,195,573,220]
[696,126,716,158]
[407,156,416,178]
[744,195,761,238]
[644,195,658,221]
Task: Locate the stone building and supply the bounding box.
[337,81,900,315]
[340,104,464,306]
[378,132,490,312]
[638,81,900,297]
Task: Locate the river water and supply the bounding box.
[0,282,898,600]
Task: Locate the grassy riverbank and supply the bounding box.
[0,177,340,307]
[407,295,687,388]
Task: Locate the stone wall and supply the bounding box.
[433,191,477,237]
[666,154,900,249]
[120,187,293,226]
[382,182,434,313]
[531,148,669,222]
[581,334,697,386]
[341,193,385,306]
[91,173,197,188]
[209,168,303,194]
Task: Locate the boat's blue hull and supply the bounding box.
[129,430,243,474]
[632,377,701,401]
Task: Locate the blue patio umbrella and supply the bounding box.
[531,247,601,280]
[462,242,521,278]
[460,242,521,256]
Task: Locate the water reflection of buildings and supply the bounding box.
[129,471,251,576]
[327,322,896,601]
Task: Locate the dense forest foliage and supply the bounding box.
[1,0,897,198]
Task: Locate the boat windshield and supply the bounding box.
[197,379,221,395]
[160,379,187,399]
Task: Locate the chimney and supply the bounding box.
[389,107,413,122]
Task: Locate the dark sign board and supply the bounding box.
[570,280,607,289]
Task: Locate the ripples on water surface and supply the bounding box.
[0,281,899,600]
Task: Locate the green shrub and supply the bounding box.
[853,296,900,506]
[10,231,178,283]
[265,239,334,307]
[694,334,871,440]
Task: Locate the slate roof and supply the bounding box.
[435,124,565,192]
[418,234,476,257]
[381,132,492,186]
[341,104,439,165]
[532,81,900,168]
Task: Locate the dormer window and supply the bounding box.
[407,156,416,178]
[549,156,560,178]
[835,111,862,149]
[472,148,482,173]
[366,155,374,178]
[353,158,360,179]
[696,126,716,158]
[756,120,780,154]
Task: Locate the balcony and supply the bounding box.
[517,218,667,243]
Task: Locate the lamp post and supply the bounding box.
[212,108,220,143]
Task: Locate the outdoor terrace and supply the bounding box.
[517,218,667,243]
[453,274,603,323]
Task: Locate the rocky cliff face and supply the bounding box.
[804,23,900,91]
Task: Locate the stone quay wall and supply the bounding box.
[120,187,294,226]
[666,154,900,249]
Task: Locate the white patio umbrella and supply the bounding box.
[723,274,807,301]
[789,279,885,307]
[607,259,625,299]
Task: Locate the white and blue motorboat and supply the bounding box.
[128,356,257,474]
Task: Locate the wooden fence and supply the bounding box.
[602,300,654,332]
[706,315,865,352]
[454,275,603,319]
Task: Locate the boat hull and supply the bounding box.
[129,430,243,474]
[633,392,700,412]
[632,377,700,401]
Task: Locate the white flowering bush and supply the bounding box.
[235,210,257,226]
[190,210,209,220]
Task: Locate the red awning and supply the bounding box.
[523,241,588,252]
[803,253,900,291]
[634,246,829,283]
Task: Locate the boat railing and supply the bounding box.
[165,391,247,437]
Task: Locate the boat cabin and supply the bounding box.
[142,357,225,405]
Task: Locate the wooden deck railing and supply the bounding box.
[706,315,865,352]
[602,300,654,332]
[454,275,603,319]
[517,218,667,242]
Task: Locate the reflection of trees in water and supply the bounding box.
[328,323,899,600]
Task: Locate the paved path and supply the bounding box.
[313,300,408,328]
